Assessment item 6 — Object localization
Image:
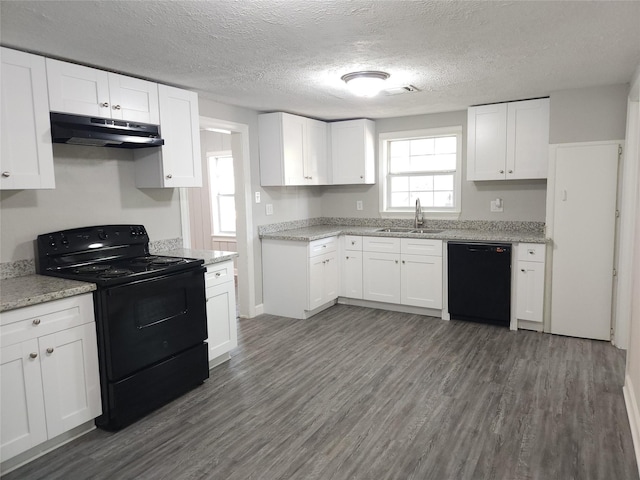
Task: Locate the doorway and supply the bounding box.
[179,116,256,319]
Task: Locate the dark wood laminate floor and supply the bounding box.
[4,305,638,480]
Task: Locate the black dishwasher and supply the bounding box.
[447,242,511,327]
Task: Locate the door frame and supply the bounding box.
[179,116,257,318]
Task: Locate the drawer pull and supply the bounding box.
[33,318,41,325]
[528,250,535,255]
[351,241,356,245]
[215,272,221,277]
[521,269,526,273]
[46,347,54,354]
[29,352,38,359]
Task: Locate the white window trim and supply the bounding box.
[378,126,462,220]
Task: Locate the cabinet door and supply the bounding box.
[467,103,507,180]
[331,119,375,184]
[323,253,339,303]
[306,118,328,184]
[363,252,401,303]
[107,73,159,124]
[0,339,47,461]
[206,281,237,361]
[341,252,363,299]
[46,58,111,117]
[516,261,544,322]
[308,254,327,310]
[281,113,306,185]
[1,48,55,189]
[39,323,102,439]
[506,98,550,179]
[401,255,443,308]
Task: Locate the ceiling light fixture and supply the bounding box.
[341,71,390,98]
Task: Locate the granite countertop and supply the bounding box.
[260,225,548,244]
[1,249,238,313]
[0,275,96,313]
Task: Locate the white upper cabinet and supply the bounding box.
[46,58,159,124]
[0,48,55,190]
[258,112,328,186]
[330,119,375,184]
[133,85,202,188]
[467,98,549,181]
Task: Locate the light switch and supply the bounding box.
[266,204,273,215]
[255,192,261,203]
[356,200,363,211]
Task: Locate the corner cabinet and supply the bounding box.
[467,98,549,181]
[46,58,160,124]
[205,261,237,365]
[262,236,338,319]
[0,294,102,462]
[330,119,375,184]
[0,48,55,190]
[133,85,202,188]
[258,112,328,186]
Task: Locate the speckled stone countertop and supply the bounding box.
[260,224,548,244]
[0,275,96,313]
[155,248,239,266]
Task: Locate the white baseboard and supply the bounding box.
[623,374,640,479]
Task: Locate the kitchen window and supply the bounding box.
[208,154,236,235]
[379,126,462,217]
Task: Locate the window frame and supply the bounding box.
[207,152,236,237]
[378,126,463,219]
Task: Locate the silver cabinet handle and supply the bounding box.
[346,256,349,260]
[402,260,405,264]
[29,352,38,359]
[528,250,535,255]
[521,269,526,273]
[395,260,398,264]
[215,272,221,277]
[166,174,173,179]
[112,104,121,110]
[499,170,505,174]
[2,171,10,177]
[32,319,41,325]
[360,175,364,179]
[46,347,54,354]
[508,170,513,173]
[100,102,109,108]
[351,241,356,245]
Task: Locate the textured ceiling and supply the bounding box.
[1,0,639,120]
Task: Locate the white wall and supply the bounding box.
[0,144,181,263]
[322,110,548,221]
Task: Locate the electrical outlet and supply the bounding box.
[265,204,273,215]
[255,192,261,203]
[491,199,504,212]
[356,200,363,211]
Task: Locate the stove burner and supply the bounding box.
[76,265,112,274]
[150,257,184,265]
[101,268,134,278]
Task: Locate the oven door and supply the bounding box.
[98,267,207,381]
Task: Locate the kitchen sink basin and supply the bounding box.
[410,229,444,234]
[375,227,415,233]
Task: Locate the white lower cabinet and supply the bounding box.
[0,294,101,462]
[205,261,237,363]
[361,237,443,309]
[341,235,363,299]
[515,243,546,324]
[262,236,338,319]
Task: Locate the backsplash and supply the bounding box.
[0,237,183,279]
[258,217,545,236]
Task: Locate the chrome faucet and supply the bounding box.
[414,198,424,228]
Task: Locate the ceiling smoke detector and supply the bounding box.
[341,71,390,97]
[383,85,421,96]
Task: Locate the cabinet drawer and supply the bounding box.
[344,235,362,251]
[363,236,401,254]
[401,238,442,256]
[308,236,337,257]
[205,261,234,288]
[0,294,93,348]
[517,243,546,263]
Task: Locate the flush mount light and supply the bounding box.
[341,71,390,97]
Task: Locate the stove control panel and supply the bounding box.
[37,225,150,257]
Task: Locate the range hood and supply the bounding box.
[50,112,164,149]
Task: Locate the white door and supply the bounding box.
[549,142,619,340]
[363,252,401,303]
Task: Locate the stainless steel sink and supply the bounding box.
[375,227,415,233]
[410,229,444,234]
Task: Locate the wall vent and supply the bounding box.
[383,85,421,96]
